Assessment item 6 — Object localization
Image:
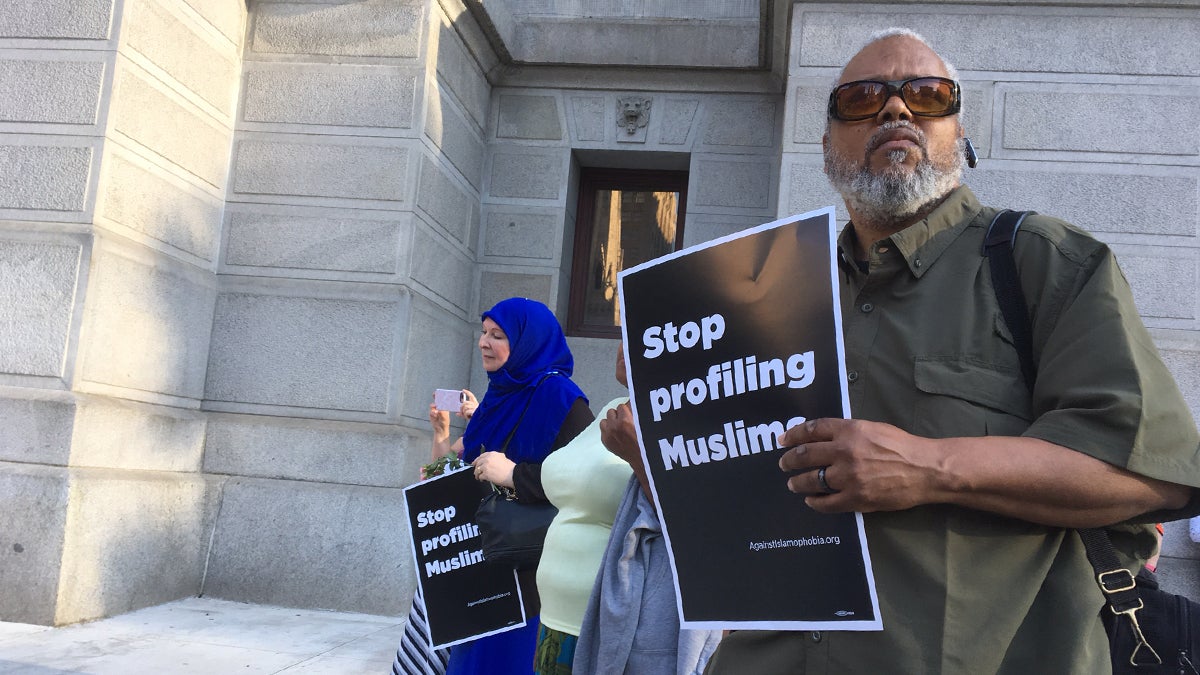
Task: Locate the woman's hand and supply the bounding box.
[459,389,478,420]
[473,451,516,488]
[600,403,642,469]
[601,402,654,502]
[429,402,450,441]
[429,394,456,465]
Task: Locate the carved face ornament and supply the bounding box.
[617,96,652,134]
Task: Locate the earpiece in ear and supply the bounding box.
[963,137,979,168]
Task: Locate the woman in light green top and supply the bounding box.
[533,344,633,673]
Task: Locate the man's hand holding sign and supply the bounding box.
[781,418,939,513]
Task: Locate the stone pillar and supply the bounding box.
[0,0,245,625]
[195,0,494,614]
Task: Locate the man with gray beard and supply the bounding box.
[705,28,1200,674]
[824,117,963,227]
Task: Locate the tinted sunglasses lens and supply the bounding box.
[902,78,956,115]
[834,82,887,120]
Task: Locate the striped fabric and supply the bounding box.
[393,588,450,675]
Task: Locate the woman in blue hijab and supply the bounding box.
[429,297,593,675]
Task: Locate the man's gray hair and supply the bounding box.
[834,28,960,83]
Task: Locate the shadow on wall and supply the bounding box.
[0,661,77,675]
[198,476,413,617]
[50,469,212,625]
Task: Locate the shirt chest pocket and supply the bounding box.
[912,357,1032,438]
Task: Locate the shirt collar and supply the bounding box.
[836,185,984,278]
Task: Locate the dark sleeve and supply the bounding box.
[551,397,596,450]
[512,398,594,503]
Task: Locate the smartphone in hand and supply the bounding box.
[434,388,463,413]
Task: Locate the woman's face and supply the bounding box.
[479,318,511,372]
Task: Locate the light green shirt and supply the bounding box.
[537,397,633,635]
[706,186,1200,674]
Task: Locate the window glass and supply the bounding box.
[568,170,687,336]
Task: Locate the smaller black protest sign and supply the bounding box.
[403,467,526,650]
[618,206,881,631]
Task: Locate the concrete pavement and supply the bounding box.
[0,597,403,674]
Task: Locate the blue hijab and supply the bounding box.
[461,298,586,464]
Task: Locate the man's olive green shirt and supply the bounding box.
[707,186,1200,674]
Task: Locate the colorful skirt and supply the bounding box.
[533,624,578,675]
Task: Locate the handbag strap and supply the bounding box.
[488,371,561,500]
[496,371,561,454]
[983,210,1162,667]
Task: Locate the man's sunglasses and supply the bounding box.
[827,77,961,121]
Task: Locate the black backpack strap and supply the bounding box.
[982,209,1035,388]
[1079,528,1162,667]
[981,211,1163,668]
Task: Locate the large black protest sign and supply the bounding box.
[403,467,526,649]
[618,207,881,631]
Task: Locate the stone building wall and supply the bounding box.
[0,0,245,624]
[196,0,488,615]
[477,86,785,406]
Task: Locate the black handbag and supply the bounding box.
[473,373,559,570]
[476,485,557,570]
[1097,562,1198,673]
[985,210,1199,674]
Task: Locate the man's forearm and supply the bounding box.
[930,435,1190,528]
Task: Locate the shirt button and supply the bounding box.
[860,302,873,313]
[914,258,922,268]
[847,370,859,383]
[876,246,890,254]
[811,631,822,642]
